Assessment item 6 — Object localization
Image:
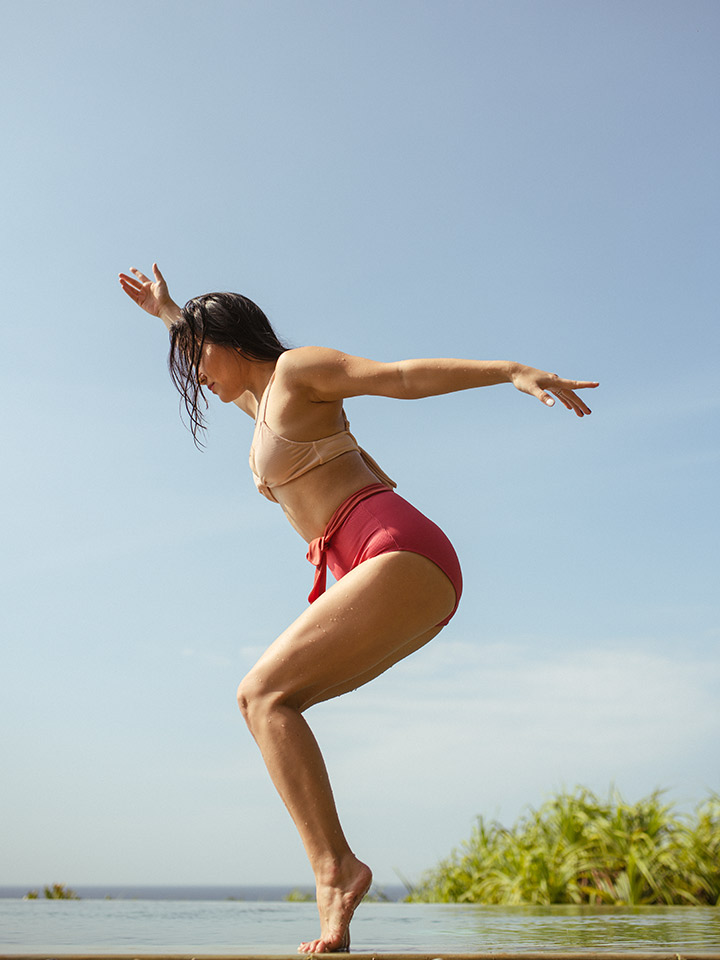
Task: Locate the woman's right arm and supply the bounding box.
[282,347,598,417]
[118,263,182,330]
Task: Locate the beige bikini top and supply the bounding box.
[249,374,395,503]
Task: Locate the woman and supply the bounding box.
[119,264,598,952]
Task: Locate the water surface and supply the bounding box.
[1,900,719,954]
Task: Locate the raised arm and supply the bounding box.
[284,348,599,417]
[118,263,182,331]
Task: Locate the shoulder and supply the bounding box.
[276,346,400,403]
[278,345,348,374]
[275,346,353,390]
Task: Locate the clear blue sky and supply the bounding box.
[2,0,718,888]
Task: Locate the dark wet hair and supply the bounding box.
[169,292,289,446]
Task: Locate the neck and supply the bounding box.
[247,360,277,404]
[233,358,277,417]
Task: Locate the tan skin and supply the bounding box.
[119,264,598,952]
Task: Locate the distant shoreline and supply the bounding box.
[0,883,407,902]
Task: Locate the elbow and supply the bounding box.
[395,359,442,400]
[394,360,424,400]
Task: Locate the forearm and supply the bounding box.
[396,358,521,399]
[391,357,597,416]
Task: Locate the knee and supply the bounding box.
[236,674,258,725]
[236,673,285,730]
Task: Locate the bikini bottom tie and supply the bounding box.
[305,483,391,604]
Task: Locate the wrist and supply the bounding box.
[505,361,524,383]
[159,300,182,326]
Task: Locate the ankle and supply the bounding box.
[313,852,363,888]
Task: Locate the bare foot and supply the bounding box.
[298,858,372,953]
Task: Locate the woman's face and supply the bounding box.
[197,342,245,403]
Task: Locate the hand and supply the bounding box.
[511,365,599,417]
[118,263,178,320]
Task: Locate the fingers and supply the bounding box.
[548,388,577,412]
[548,388,592,417]
[549,377,599,391]
[118,272,140,290]
[558,395,587,416]
[130,267,151,283]
[561,380,599,391]
[543,376,598,417]
[118,273,142,302]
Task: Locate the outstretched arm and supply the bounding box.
[118,264,182,331]
[284,348,599,417]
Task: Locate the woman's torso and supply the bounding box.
[248,366,395,542]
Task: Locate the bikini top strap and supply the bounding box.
[258,373,275,423]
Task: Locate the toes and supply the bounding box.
[298,939,321,954]
[298,937,349,954]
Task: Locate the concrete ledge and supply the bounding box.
[3,952,720,960]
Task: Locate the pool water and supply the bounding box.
[1,899,719,954]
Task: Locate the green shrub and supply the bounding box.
[407,788,720,906]
[25,883,80,900]
[284,888,315,902]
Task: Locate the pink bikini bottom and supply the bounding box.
[306,483,462,627]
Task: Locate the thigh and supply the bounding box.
[243,550,456,710]
[298,623,444,710]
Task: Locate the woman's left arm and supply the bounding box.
[286,348,598,417]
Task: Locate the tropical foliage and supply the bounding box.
[407,788,720,906]
[284,888,315,902]
[24,883,80,900]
